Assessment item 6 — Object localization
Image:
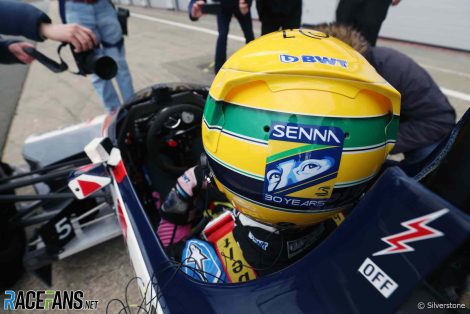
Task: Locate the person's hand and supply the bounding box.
[39,23,97,53]
[191,1,205,19]
[239,0,249,15]
[8,42,35,64]
[391,0,401,6]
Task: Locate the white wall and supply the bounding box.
[176,0,191,11]
[302,0,338,25]
[147,0,174,9]
[380,0,470,51]
[300,0,470,51]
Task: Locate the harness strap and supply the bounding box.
[203,212,257,283]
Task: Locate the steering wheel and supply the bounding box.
[146,104,204,176]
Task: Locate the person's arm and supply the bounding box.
[0,0,97,53]
[0,0,52,42]
[39,23,97,52]
[239,0,250,15]
[7,41,36,64]
[1,23,98,65]
[0,39,23,64]
[391,0,401,6]
[188,0,206,21]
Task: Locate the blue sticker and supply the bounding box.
[182,239,227,284]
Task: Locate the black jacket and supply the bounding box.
[366,46,456,153]
[0,0,51,64]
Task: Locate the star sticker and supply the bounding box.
[188,244,208,271]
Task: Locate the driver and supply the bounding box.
[156,29,401,283]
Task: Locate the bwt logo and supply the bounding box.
[280,54,348,68]
[3,290,99,311]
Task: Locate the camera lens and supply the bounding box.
[92,55,118,80]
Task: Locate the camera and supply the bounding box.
[22,45,118,80]
[72,49,117,80]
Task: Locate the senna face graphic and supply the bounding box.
[263,122,345,208]
[267,157,335,192]
[293,158,335,182]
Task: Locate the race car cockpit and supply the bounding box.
[106,29,469,313]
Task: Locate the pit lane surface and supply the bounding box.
[2,2,470,313]
[0,0,49,157]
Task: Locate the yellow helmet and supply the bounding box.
[202,29,400,227]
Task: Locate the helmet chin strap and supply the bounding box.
[236,212,278,233]
[232,211,331,276]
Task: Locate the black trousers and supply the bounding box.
[260,14,301,35]
[336,0,391,46]
[215,7,254,74]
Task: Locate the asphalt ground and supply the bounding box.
[2,2,470,313]
[0,62,29,158]
[0,0,49,157]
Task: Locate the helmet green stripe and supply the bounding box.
[204,96,398,149]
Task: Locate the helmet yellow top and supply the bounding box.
[203,29,400,227]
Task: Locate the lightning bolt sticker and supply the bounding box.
[373,208,449,256]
